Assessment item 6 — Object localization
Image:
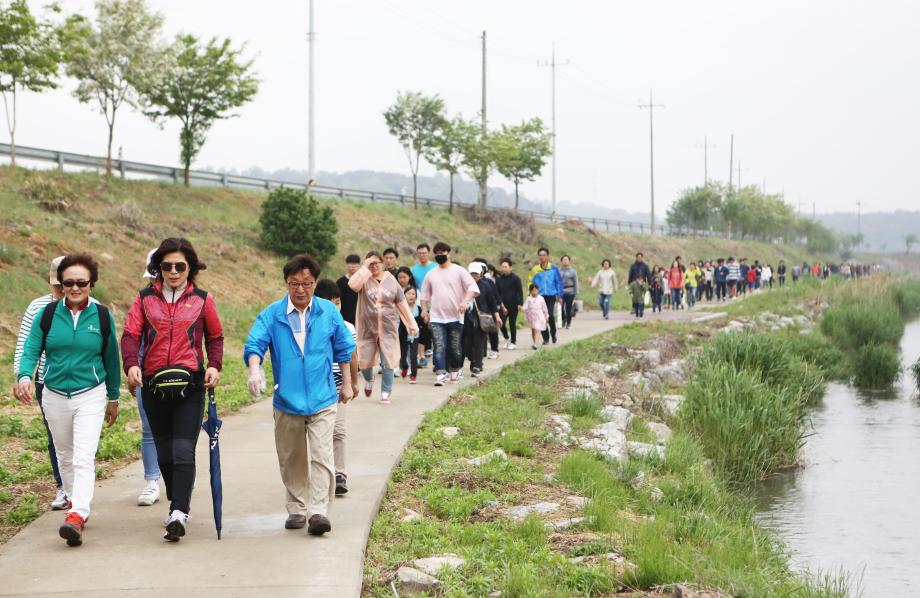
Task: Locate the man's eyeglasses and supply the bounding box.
[160,262,188,273]
[62,279,91,288]
[287,281,315,290]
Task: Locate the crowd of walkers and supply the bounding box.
[10,239,878,548]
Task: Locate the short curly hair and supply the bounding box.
[148,237,207,283]
[57,252,99,286]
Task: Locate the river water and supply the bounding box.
[755,319,920,597]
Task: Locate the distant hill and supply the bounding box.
[215,165,653,225]
[816,211,920,254]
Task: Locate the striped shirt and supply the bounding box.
[726,262,741,281]
[332,321,357,389]
[13,295,54,384]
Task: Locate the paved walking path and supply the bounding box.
[0,309,720,597]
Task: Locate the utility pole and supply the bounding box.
[307,0,315,183]
[695,136,716,186]
[812,201,816,220]
[856,200,862,250]
[478,30,487,208]
[638,90,665,234]
[538,43,568,222]
[728,134,734,192]
[737,161,742,189]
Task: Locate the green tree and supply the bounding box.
[0,1,64,166]
[424,115,467,214]
[666,185,723,231]
[63,0,168,175]
[906,233,918,254]
[493,117,552,210]
[383,91,446,208]
[457,116,497,209]
[142,35,258,186]
[260,188,337,267]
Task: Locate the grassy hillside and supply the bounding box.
[0,166,830,539]
[0,166,830,355]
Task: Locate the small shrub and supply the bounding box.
[259,188,338,267]
[20,177,75,212]
[0,244,26,265]
[821,298,903,351]
[853,344,901,388]
[110,199,145,228]
[459,206,537,244]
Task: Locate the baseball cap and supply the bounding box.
[467,262,483,274]
[142,248,157,279]
[48,256,65,285]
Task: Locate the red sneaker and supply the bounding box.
[59,512,85,546]
[400,368,408,379]
[409,375,417,384]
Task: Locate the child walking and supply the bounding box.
[629,278,648,318]
[523,283,549,350]
[399,286,423,384]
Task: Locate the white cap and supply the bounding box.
[467,262,483,274]
[142,248,157,279]
[49,256,65,285]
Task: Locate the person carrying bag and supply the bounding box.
[121,238,224,543]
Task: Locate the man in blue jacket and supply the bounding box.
[527,247,563,344]
[244,253,356,536]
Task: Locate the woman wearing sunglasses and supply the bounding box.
[348,251,418,403]
[16,253,121,547]
[121,238,224,542]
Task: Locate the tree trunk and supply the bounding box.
[412,172,418,209]
[448,172,454,214]
[105,119,115,177]
[183,161,191,187]
[514,181,519,210]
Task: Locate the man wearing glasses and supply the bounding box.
[244,253,356,536]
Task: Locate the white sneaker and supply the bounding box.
[380,392,391,404]
[164,510,189,541]
[51,487,68,510]
[435,374,448,387]
[502,340,510,349]
[487,351,498,359]
[449,371,460,384]
[508,343,516,351]
[138,479,160,506]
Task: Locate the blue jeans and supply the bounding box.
[598,293,612,318]
[135,387,160,481]
[685,285,696,307]
[35,383,63,488]
[362,353,394,393]
[430,321,464,374]
[671,288,682,309]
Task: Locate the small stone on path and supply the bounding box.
[545,516,585,531]
[401,508,423,522]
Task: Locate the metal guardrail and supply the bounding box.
[0,142,729,238]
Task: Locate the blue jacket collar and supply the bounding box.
[273,294,330,323]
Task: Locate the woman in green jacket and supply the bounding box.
[16,253,121,547]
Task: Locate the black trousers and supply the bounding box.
[541,296,558,343]
[500,305,519,344]
[561,293,576,327]
[462,319,486,371]
[399,336,419,376]
[142,377,205,514]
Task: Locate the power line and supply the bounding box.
[538,43,569,222]
[638,90,665,234]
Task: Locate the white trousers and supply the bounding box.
[42,385,107,519]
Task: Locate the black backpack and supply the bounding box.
[39,300,111,357]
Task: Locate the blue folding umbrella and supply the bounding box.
[201,388,223,539]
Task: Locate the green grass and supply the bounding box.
[364,321,855,597]
[6,494,39,525]
[853,344,901,387]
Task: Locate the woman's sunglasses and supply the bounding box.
[160,262,188,273]
[62,279,91,288]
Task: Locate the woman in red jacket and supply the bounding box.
[121,238,224,542]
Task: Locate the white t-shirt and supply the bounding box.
[333,321,357,389]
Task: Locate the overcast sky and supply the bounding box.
[13,0,920,214]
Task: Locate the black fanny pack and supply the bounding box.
[149,367,195,401]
